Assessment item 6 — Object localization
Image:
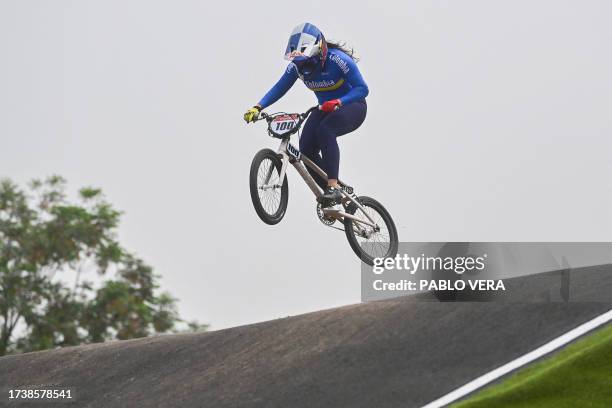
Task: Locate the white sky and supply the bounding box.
[1,0,611,329]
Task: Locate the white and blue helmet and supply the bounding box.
[284,23,328,75]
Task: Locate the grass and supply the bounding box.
[452,323,612,408]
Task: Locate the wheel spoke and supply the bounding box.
[256,158,283,216]
[350,203,392,259]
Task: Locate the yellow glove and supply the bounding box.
[243,106,261,123]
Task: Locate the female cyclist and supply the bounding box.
[243,22,369,205]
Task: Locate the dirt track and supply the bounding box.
[1,265,611,408]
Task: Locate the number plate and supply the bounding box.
[287,142,301,160]
[270,114,299,135]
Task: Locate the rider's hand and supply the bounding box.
[243,105,262,123]
[321,99,342,113]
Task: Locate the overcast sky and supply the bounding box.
[1,0,611,329]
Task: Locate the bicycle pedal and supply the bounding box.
[319,198,341,208]
[341,185,354,195]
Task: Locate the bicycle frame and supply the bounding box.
[257,109,379,231]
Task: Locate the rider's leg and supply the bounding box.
[316,100,367,190]
[299,109,328,190]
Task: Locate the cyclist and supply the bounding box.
[244,22,369,204]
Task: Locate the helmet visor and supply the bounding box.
[285,32,321,61]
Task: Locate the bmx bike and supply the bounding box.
[249,106,398,265]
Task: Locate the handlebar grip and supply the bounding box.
[316,105,340,112]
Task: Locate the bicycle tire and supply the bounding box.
[344,196,399,265]
[249,148,289,225]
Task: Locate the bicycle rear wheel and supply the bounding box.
[344,196,398,265]
[249,148,289,225]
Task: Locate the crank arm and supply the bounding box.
[322,209,378,229]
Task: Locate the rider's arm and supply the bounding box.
[258,64,299,109]
[336,55,369,106]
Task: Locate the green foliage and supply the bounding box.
[0,176,203,356]
[452,324,612,408]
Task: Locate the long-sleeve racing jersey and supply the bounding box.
[258,48,369,108]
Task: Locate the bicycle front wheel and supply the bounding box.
[249,148,289,225]
[344,196,398,265]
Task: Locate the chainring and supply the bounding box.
[316,203,336,226]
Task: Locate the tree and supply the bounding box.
[0,176,205,356]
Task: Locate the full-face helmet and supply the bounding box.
[284,23,328,76]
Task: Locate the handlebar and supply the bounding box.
[257,105,319,123]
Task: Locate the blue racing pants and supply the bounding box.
[299,99,367,187]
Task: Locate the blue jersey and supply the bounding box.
[258,48,369,108]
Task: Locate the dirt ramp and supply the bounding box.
[1,267,611,407]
